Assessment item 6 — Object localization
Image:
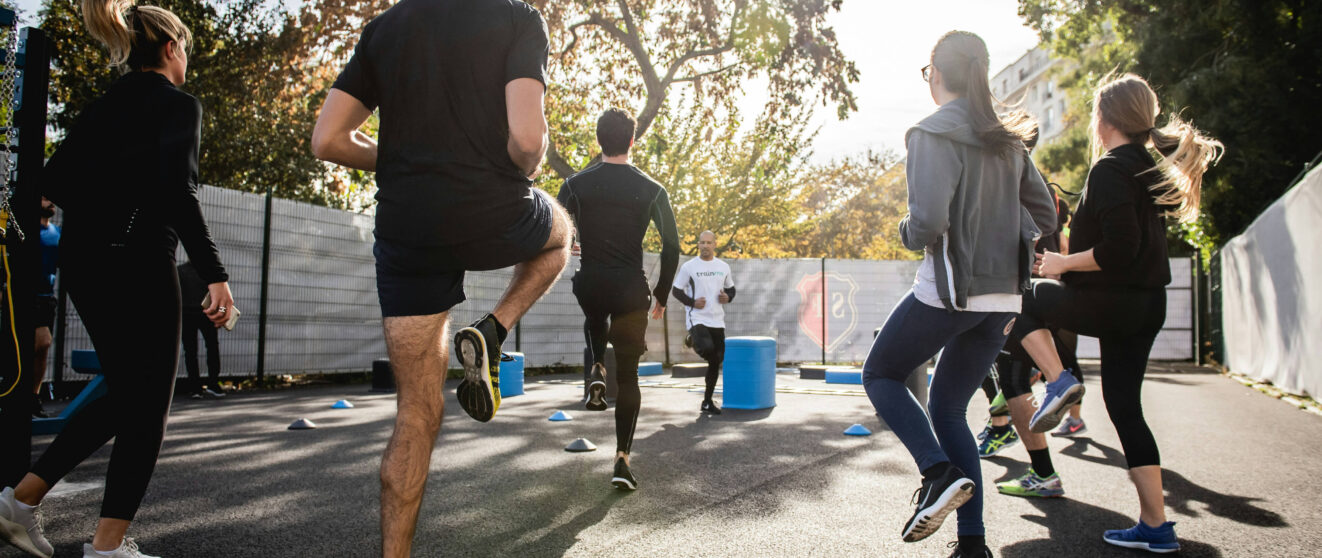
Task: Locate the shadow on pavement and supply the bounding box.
[998,496,1224,557]
[1162,469,1288,528]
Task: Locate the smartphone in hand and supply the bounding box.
[201,293,241,331]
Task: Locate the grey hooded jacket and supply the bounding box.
[901,98,1058,311]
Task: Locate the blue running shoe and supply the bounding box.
[1029,371,1084,433]
[1103,521,1180,554]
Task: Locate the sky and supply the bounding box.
[798,0,1042,163]
[7,0,1041,161]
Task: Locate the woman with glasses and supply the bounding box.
[861,31,1055,557]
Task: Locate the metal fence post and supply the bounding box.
[820,257,827,364]
[1192,253,1202,365]
[256,184,273,383]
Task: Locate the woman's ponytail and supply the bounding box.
[1093,74,1224,223]
[81,0,191,71]
[81,0,135,68]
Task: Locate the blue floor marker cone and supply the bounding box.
[288,418,317,430]
[843,423,872,436]
[332,399,354,409]
[565,438,597,452]
[548,410,573,422]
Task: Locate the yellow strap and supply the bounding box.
[0,220,23,397]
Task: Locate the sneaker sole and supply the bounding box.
[586,381,608,411]
[901,478,975,543]
[997,486,1065,498]
[455,328,495,422]
[1029,384,1085,433]
[0,514,50,558]
[611,476,637,491]
[1103,536,1180,554]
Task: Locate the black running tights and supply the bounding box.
[1011,280,1166,468]
[30,255,182,520]
[584,309,648,454]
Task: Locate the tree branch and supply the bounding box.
[547,142,577,179]
[672,63,740,83]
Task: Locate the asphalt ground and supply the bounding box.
[7,361,1319,557]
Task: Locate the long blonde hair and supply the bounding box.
[82,0,191,71]
[1092,73,1224,222]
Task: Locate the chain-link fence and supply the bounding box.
[46,186,1199,386]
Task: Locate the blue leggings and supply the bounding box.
[863,292,1015,536]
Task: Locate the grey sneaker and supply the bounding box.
[586,363,608,411]
[0,486,53,557]
[83,537,160,558]
[1051,416,1088,438]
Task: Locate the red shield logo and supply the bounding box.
[796,272,859,352]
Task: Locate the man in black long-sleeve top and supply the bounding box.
[557,108,680,491]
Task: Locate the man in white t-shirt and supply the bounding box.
[670,230,736,414]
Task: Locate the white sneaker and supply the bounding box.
[83,537,160,558]
[0,486,53,557]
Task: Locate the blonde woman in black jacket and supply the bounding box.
[0,1,232,556]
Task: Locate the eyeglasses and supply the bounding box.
[921,64,932,83]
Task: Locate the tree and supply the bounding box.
[632,90,816,257]
[530,0,859,179]
[788,150,916,260]
[41,0,389,209]
[1019,0,1322,248]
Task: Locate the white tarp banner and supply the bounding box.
[1221,165,1322,397]
[49,186,1194,380]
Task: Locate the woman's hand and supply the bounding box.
[203,282,235,328]
[1036,251,1069,278]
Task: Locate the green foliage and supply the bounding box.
[532,0,860,257]
[788,150,916,260]
[41,0,389,210]
[1019,0,1322,250]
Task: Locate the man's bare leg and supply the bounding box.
[491,201,572,330]
[1021,329,1066,382]
[380,313,449,558]
[1007,394,1047,451]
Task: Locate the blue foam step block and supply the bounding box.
[844,423,872,436]
[548,410,573,422]
[824,368,863,385]
[332,399,354,409]
[638,362,663,376]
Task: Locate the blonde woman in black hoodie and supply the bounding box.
[861,31,1055,558]
[0,1,231,557]
[1012,73,1222,554]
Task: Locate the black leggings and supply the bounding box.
[989,329,1081,401]
[1010,280,1165,468]
[31,255,181,520]
[182,308,220,392]
[691,325,725,402]
[573,270,649,454]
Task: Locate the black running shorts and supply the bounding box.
[374,188,555,318]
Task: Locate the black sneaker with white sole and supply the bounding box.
[901,465,976,543]
[454,314,503,422]
[586,363,608,411]
[612,458,637,491]
[946,541,994,557]
[701,400,722,415]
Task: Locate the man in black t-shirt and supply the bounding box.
[558,108,680,491]
[311,1,570,555]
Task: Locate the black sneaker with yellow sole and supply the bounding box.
[454,314,503,422]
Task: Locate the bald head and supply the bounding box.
[698,230,716,260]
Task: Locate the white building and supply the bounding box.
[992,46,1070,144]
